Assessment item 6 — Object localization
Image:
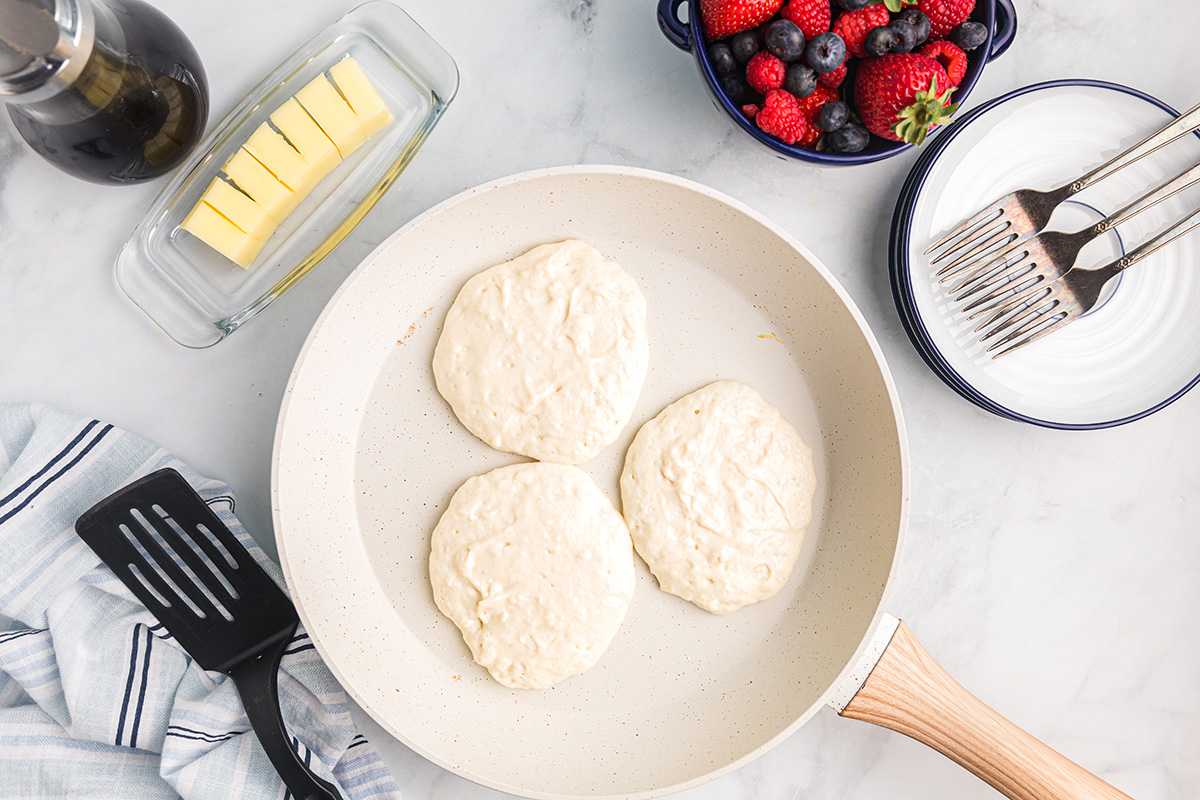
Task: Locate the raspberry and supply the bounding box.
[817,62,847,88]
[742,103,761,118]
[781,0,831,40]
[745,51,786,93]
[756,89,810,144]
[920,41,967,86]
[832,4,890,58]
[918,0,974,39]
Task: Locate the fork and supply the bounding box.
[948,157,1200,314]
[973,203,1200,358]
[926,101,1200,278]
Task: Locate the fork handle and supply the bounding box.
[229,628,343,800]
[1110,204,1200,276]
[1069,101,1200,196]
[1092,158,1200,234]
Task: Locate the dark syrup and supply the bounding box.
[7,0,207,184]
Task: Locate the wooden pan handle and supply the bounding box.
[840,621,1132,800]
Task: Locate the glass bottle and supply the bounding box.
[0,0,208,184]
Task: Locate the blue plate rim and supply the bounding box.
[889,77,1200,430]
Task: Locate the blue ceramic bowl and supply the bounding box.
[889,79,1200,428]
[657,0,1017,164]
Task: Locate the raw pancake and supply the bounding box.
[620,381,816,615]
[429,462,636,689]
[432,239,649,464]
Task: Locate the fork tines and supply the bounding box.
[925,205,1012,270]
[974,289,1071,357]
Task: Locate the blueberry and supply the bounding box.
[888,19,918,53]
[719,72,758,105]
[783,63,818,97]
[896,9,931,45]
[837,0,872,9]
[828,122,870,153]
[805,32,846,74]
[763,19,806,63]
[863,25,894,58]
[951,21,988,50]
[730,30,762,63]
[708,42,737,76]
[816,101,849,132]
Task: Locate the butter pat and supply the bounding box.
[329,57,394,139]
[186,59,394,268]
[222,148,296,220]
[243,123,310,193]
[295,74,366,157]
[180,203,265,269]
[199,178,276,243]
[269,98,342,183]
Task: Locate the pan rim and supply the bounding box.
[271,163,911,799]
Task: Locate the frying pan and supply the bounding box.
[271,165,1131,800]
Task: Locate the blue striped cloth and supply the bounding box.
[0,403,402,799]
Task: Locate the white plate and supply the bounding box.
[272,166,906,798]
[897,81,1200,427]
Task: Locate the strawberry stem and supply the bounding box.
[890,76,959,146]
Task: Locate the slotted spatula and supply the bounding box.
[74,467,342,800]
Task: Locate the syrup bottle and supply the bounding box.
[0,0,208,184]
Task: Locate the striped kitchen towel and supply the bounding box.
[0,403,401,800]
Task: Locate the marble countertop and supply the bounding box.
[2,0,1197,797]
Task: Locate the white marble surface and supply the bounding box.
[1,0,1198,798]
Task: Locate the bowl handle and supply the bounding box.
[657,0,691,51]
[835,617,1133,800]
[990,0,1018,60]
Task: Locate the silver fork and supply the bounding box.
[926,101,1200,279]
[949,158,1200,314]
[974,203,1200,358]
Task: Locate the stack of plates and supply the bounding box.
[891,80,1200,428]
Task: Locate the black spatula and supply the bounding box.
[74,467,342,800]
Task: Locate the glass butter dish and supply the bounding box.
[116,1,458,348]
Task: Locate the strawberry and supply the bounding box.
[756,89,810,144]
[795,120,821,147]
[701,0,786,40]
[853,52,957,144]
[745,51,786,94]
[832,4,890,59]
[918,0,974,39]
[780,0,831,40]
[794,83,839,127]
[790,84,836,148]
[920,41,967,86]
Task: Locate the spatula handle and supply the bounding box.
[839,620,1132,800]
[229,629,343,800]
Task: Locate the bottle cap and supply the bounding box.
[0,0,94,102]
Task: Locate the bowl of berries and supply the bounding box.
[657,0,1016,162]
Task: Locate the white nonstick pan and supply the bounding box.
[272,166,1131,800]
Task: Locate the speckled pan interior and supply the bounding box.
[271,165,908,799]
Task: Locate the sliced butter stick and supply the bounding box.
[295,73,366,157]
[329,57,394,139]
[180,202,264,269]
[199,178,276,243]
[243,123,310,192]
[269,98,341,184]
[222,148,296,220]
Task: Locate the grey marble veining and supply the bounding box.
[1,1,1198,798]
